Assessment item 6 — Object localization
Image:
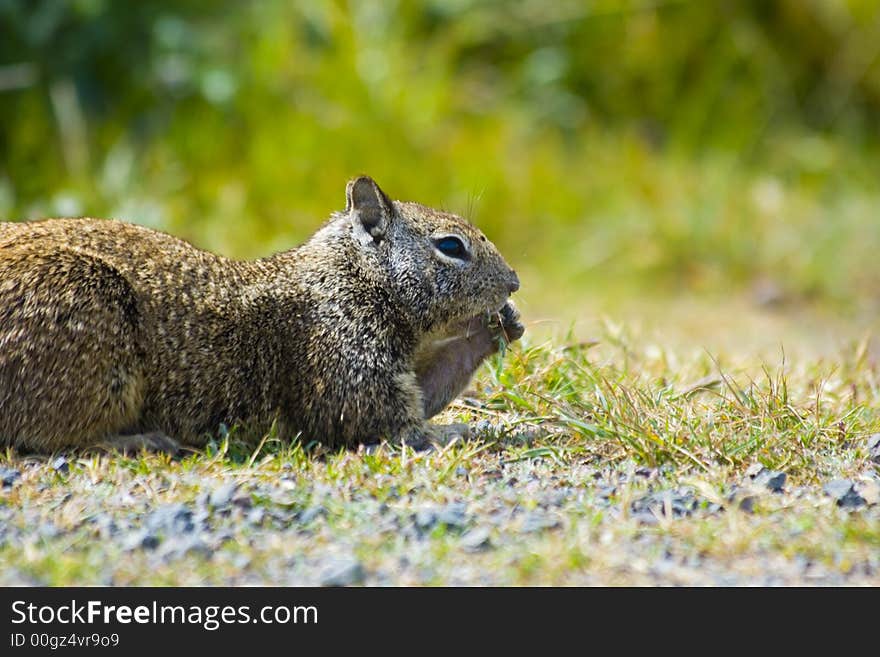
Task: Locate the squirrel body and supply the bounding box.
[0,177,522,452]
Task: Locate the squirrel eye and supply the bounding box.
[434,236,467,259]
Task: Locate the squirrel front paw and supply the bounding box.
[488,300,524,344]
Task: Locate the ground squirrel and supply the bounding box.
[0,176,522,452]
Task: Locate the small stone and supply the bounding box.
[231,491,253,510]
[51,456,69,474]
[855,480,880,506]
[298,505,325,524]
[230,554,251,569]
[0,467,21,488]
[745,463,765,478]
[754,470,786,493]
[539,490,569,508]
[738,496,756,513]
[460,526,492,552]
[159,535,213,560]
[146,503,196,534]
[122,529,160,551]
[39,523,60,539]
[318,557,365,586]
[868,434,880,463]
[632,511,659,525]
[209,483,237,508]
[455,466,468,477]
[414,507,438,530]
[630,489,698,518]
[473,419,494,435]
[823,479,855,500]
[823,479,866,508]
[519,510,560,533]
[437,502,468,528]
[141,533,161,550]
[838,491,867,509]
[93,515,119,538]
[596,485,617,499]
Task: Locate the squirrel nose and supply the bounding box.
[507,271,520,294]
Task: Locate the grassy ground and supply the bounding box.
[2,312,878,586]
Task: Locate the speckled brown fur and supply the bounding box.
[0,176,522,452]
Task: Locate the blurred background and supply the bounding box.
[2,0,880,349]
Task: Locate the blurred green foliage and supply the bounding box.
[2,0,880,311]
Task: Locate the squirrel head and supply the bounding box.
[344,176,520,330]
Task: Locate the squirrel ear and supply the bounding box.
[346,176,393,244]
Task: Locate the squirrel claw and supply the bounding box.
[488,301,524,343]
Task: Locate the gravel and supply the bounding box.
[746,465,787,492]
[208,483,237,508]
[414,503,469,532]
[518,510,560,533]
[318,556,365,586]
[2,451,879,586]
[437,502,468,529]
[868,434,880,463]
[856,480,880,505]
[630,488,700,519]
[822,479,866,508]
[158,535,213,560]
[298,505,325,524]
[145,503,197,535]
[51,456,69,474]
[0,467,21,488]
[754,470,787,492]
[460,526,492,552]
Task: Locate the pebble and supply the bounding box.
[415,503,468,531]
[209,483,237,508]
[519,510,560,533]
[868,434,880,463]
[823,479,866,508]
[632,511,659,525]
[539,489,570,508]
[122,529,161,551]
[630,489,698,518]
[746,464,786,492]
[231,491,253,510]
[437,502,468,528]
[596,485,617,499]
[823,479,854,499]
[414,507,438,530]
[460,526,492,551]
[93,515,120,538]
[855,480,880,506]
[51,457,69,475]
[753,470,786,493]
[745,463,764,478]
[0,467,21,488]
[298,505,325,524]
[158,535,213,560]
[246,508,265,525]
[145,504,196,534]
[318,556,365,586]
[473,419,494,436]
